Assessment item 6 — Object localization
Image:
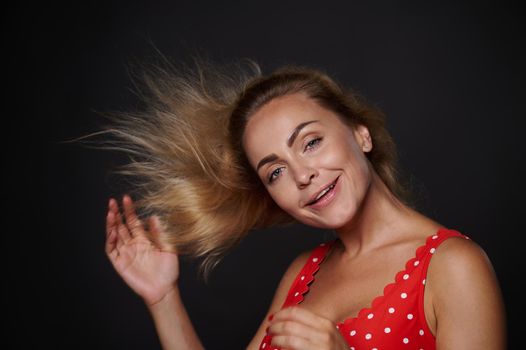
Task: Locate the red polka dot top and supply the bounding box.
[259,228,469,350]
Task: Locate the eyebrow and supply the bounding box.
[287,120,318,147]
[256,154,279,172]
[256,120,318,171]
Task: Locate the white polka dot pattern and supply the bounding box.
[258,229,469,350]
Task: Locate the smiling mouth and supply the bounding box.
[306,176,339,206]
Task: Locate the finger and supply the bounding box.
[272,307,333,330]
[148,216,177,253]
[269,318,330,347]
[105,206,119,257]
[116,220,132,247]
[271,307,337,347]
[147,216,164,242]
[122,195,145,237]
[105,228,118,257]
[106,209,115,237]
[270,334,313,350]
[269,318,314,338]
[146,216,158,243]
[146,215,157,232]
[109,198,123,226]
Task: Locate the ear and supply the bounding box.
[354,124,373,153]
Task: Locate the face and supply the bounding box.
[242,93,373,229]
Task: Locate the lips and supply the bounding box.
[305,176,339,206]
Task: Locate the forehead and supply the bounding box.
[246,93,327,131]
[242,93,345,162]
[244,94,321,145]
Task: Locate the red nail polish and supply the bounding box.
[268,314,273,321]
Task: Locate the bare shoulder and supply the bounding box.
[426,236,506,348]
[282,248,312,279]
[269,241,333,310]
[427,236,500,300]
[429,236,495,279]
[271,243,325,305]
[262,244,319,309]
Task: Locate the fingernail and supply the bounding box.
[268,314,273,321]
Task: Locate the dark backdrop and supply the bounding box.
[4,1,524,349]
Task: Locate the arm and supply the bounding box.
[106,196,204,350]
[426,237,506,349]
[147,287,204,350]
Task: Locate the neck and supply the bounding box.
[335,171,420,258]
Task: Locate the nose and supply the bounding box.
[293,163,318,189]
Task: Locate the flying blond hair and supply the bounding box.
[97,58,407,277]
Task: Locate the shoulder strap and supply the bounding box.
[415,228,470,329]
[418,228,470,283]
[281,240,336,308]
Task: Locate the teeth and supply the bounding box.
[315,183,335,201]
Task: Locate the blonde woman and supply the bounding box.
[104,62,505,349]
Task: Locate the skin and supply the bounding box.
[106,93,506,350]
[106,196,205,350]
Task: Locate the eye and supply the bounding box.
[268,167,284,183]
[304,137,322,151]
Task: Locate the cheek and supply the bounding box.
[266,182,298,212]
[327,138,372,188]
[319,139,358,169]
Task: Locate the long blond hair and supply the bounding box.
[100,59,407,277]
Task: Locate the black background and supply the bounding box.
[4,1,525,349]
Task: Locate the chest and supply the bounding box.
[298,248,419,323]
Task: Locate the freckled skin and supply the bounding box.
[243,93,372,229]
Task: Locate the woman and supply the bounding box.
[104,62,505,349]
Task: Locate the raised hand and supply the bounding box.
[105,195,180,306]
[268,307,349,350]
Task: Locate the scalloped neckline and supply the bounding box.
[298,228,446,327]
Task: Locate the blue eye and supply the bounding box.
[268,167,283,183]
[305,137,322,151]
